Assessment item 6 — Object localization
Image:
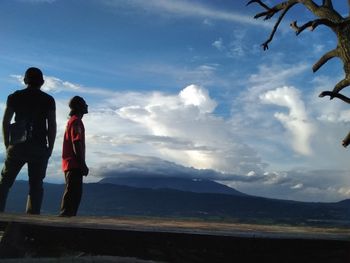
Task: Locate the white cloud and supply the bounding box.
[313,44,325,55]
[229,63,312,162]
[212,38,224,51]
[291,183,303,189]
[227,29,248,57]
[179,84,217,113]
[94,154,227,179]
[226,59,350,201]
[203,18,213,26]
[111,84,265,174]
[11,75,113,96]
[18,0,56,3]
[226,169,350,202]
[260,86,315,155]
[102,0,272,28]
[43,76,81,93]
[318,110,350,123]
[338,187,350,196]
[263,171,291,185]
[212,30,252,58]
[135,63,223,87]
[248,63,309,92]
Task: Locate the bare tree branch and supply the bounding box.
[253,0,298,20]
[312,48,339,73]
[254,8,277,20]
[303,0,343,22]
[310,18,337,29]
[319,91,350,103]
[290,20,312,35]
[322,0,333,9]
[297,0,319,15]
[248,0,350,97]
[261,2,297,50]
[333,78,350,94]
[246,0,270,10]
[290,19,337,35]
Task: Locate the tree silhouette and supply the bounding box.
[247,0,350,101]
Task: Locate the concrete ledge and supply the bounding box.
[0,256,159,262]
[0,213,349,262]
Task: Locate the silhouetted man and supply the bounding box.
[60,96,88,217]
[0,67,56,214]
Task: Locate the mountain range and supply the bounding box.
[5,177,350,227]
[99,176,247,196]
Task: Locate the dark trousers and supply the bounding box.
[0,144,48,214]
[60,169,83,216]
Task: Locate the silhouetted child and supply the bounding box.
[60,96,88,217]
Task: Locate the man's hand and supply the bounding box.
[47,147,54,157]
[47,109,56,158]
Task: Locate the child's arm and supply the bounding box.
[73,140,89,176]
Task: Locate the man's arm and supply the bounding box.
[2,106,14,149]
[47,110,57,157]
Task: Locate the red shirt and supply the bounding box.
[62,115,85,172]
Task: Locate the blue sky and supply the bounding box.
[1,0,350,202]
